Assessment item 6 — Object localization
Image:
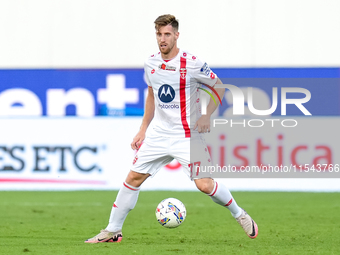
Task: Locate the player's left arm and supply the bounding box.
[194,78,225,133]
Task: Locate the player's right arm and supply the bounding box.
[131,86,155,150]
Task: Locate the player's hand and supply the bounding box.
[194,115,211,133]
[131,131,145,150]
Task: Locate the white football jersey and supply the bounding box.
[144,49,218,138]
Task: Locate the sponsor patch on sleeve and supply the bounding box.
[200,62,212,76]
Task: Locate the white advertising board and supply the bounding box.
[0,117,339,191]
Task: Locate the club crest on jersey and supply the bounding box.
[159,63,176,71]
[180,68,187,79]
[158,84,175,103]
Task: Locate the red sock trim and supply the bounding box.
[225,198,233,207]
[123,182,139,191]
[209,182,218,196]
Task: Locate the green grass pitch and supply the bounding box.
[1,191,340,255]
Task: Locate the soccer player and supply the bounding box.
[85,14,258,243]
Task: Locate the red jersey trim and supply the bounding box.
[180,57,191,138]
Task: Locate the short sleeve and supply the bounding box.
[192,58,218,87]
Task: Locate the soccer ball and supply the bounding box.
[155,198,186,228]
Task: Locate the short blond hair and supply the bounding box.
[154,14,179,31]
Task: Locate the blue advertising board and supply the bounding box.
[0,68,339,116]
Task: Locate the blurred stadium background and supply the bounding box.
[0,0,340,192]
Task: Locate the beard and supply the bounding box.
[159,43,174,55]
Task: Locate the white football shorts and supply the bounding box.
[130,134,212,180]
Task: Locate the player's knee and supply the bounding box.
[125,170,150,187]
[194,178,214,194]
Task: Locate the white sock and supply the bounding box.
[106,182,140,232]
[208,181,242,218]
